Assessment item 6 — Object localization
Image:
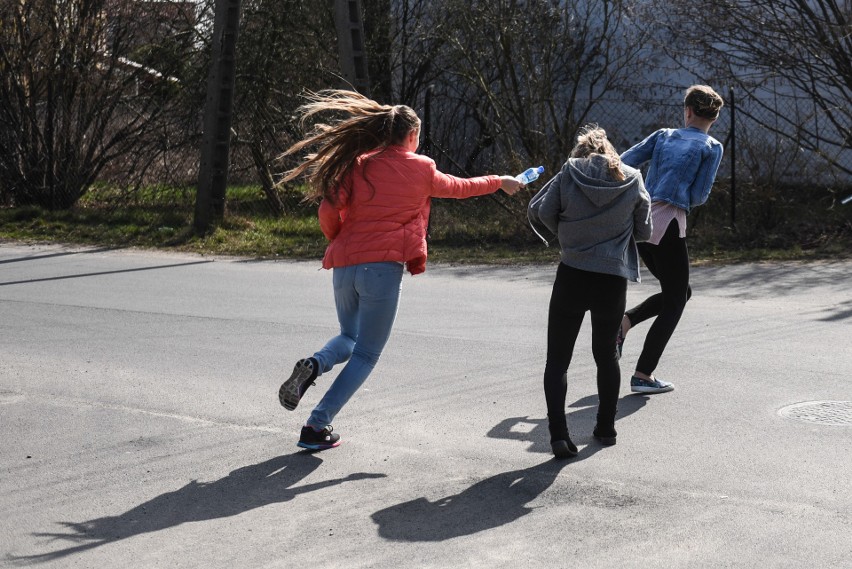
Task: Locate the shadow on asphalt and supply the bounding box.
[10,453,385,565]
[486,393,650,459]
[817,298,852,322]
[0,260,212,287]
[370,394,650,542]
[0,246,121,265]
[371,459,569,542]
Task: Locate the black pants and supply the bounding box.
[543,263,626,424]
[626,220,692,375]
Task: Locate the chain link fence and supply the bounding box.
[2,0,849,254]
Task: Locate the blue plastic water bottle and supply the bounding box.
[516,166,544,185]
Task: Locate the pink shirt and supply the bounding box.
[648,201,687,245]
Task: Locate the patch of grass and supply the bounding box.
[686,181,852,263]
[1,182,850,264]
[0,204,192,248]
[182,215,327,258]
[0,189,328,259]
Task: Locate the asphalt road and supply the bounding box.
[1,243,850,568]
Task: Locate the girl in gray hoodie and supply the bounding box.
[533,125,651,458]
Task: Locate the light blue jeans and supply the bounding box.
[307,262,403,429]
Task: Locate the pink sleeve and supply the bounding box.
[429,162,501,198]
[318,198,342,240]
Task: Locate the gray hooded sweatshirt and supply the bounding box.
[536,155,651,282]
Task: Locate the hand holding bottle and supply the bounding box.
[499,176,523,195]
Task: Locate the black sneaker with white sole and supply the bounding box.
[279,358,318,411]
[297,425,341,450]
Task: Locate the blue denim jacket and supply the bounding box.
[620,127,723,213]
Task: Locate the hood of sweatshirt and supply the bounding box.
[567,155,638,207]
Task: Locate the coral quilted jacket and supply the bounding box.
[318,146,501,275]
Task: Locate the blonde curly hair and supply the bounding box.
[570,124,625,182]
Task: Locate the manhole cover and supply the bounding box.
[778,401,852,426]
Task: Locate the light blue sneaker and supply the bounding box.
[630,376,674,394]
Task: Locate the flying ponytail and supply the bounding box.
[280,90,420,202]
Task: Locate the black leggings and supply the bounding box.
[625,220,692,375]
[543,263,626,423]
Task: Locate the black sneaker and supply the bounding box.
[297,425,341,450]
[551,438,578,459]
[279,358,318,411]
[548,414,578,459]
[593,424,617,446]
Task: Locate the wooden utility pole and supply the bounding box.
[331,0,370,95]
[194,0,242,233]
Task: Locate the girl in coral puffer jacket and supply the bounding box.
[277,90,522,450]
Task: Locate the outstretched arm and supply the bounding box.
[429,166,521,198]
[620,130,662,169]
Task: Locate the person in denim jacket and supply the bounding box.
[616,85,724,394]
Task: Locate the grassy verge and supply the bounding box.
[1,183,850,264]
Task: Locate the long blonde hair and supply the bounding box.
[279,90,420,203]
[570,124,625,182]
